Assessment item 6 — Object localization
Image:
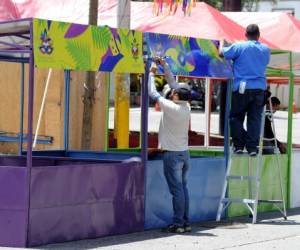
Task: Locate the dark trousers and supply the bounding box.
[230,89,265,153]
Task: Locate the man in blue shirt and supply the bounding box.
[220,24,270,156]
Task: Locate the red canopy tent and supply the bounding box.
[130,2,271,44]
[223,12,300,52]
[0,0,276,47]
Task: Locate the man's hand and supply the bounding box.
[154,56,166,66]
[150,62,158,74]
[219,40,224,58]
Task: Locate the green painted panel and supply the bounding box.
[228,154,288,217]
[190,149,224,157]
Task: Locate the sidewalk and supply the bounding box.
[10,208,300,250]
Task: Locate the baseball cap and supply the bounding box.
[174,82,191,101]
[175,82,191,91]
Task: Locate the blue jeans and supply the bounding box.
[230,89,265,153]
[163,150,190,226]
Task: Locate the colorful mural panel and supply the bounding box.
[145,33,232,78]
[33,19,144,73]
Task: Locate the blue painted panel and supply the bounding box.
[145,157,225,229]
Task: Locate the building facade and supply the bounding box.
[257,0,300,19]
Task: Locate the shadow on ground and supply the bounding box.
[36,208,300,250]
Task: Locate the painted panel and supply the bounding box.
[228,154,288,217]
[145,32,232,78]
[33,19,144,73]
[28,161,144,246]
[0,164,27,247]
[145,157,225,229]
[291,150,300,208]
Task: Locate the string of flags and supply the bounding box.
[153,0,196,16]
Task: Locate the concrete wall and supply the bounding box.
[269,84,300,109]
[258,0,300,19]
[291,149,300,208]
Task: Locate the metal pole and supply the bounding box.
[224,79,232,163]
[219,81,227,136]
[287,51,295,208]
[141,64,149,166]
[25,20,35,247]
[33,69,52,148]
[64,70,71,152]
[18,62,25,155]
[204,78,211,148]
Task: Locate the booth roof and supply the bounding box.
[0,19,31,61]
[1,1,298,74]
[223,12,300,53]
[0,0,276,48]
[223,12,300,73]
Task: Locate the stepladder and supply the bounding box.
[216,98,287,224]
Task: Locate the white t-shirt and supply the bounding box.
[158,98,190,151]
[147,65,191,151]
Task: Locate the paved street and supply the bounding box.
[5,208,300,250]
[109,108,300,145]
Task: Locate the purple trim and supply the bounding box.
[0,31,30,37]
[0,56,29,63]
[0,18,32,26]
[15,34,30,40]
[25,20,34,247]
[0,41,29,50]
[0,49,30,53]
[141,70,149,166]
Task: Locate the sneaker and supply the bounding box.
[249,151,257,157]
[161,224,185,233]
[184,223,192,232]
[233,147,243,154]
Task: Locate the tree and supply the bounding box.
[223,0,242,11]
[81,0,98,149]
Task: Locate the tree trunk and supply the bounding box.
[81,0,98,149]
[223,0,242,11]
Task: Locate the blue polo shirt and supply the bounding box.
[222,40,270,91]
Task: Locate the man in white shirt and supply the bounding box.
[148,58,191,233]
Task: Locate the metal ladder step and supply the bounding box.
[258,199,284,204]
[231,153,253,157]
[227,175,257,181]
[222,198,256,204]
